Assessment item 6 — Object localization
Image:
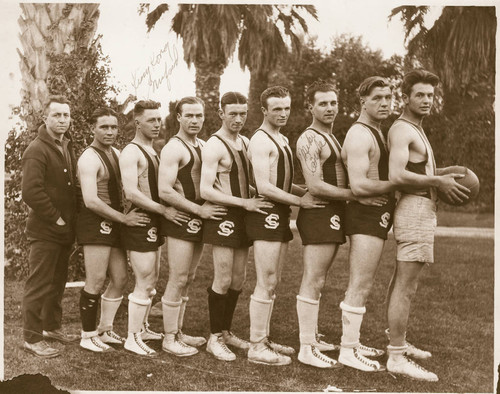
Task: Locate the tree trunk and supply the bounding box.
[246,69,268,135]
[18,3,100,130]
[194,59,225,140]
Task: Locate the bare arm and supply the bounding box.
[344,126,394,196]
[296,130,353,200]
[78,149,149,226]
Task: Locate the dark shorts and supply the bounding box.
[161,212,203,243]
[120,209,164,252]
[245,202,293,243]
[297,201,346,245]
[76,206,121,248]
[203,207,251,248]
[344,196,396,240]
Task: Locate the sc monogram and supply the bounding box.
[187,218,202,234]
[218,220,235,236]
[100,220,112,235]
[379,212,391,228]
[264,213,279,229]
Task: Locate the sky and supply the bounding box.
[1,0,445,120]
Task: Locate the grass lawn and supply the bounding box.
[3,234,494,392]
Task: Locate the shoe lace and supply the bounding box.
[175,333,193,349]
[106,331,122,340]
[91,337,108,350]
[311,345,333,364]
[404,356,428,372]
[353,348,378,368]
[134,333,154,354]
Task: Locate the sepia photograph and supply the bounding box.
[1,0,496,392]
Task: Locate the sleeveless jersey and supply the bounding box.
[124,142,160,212]
[171,136,203,203]
[210,134,251,199]
[393,118,437,200]
[255,129,294,194]
[304,128,347,188]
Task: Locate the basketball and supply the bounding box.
[437,166,480,206]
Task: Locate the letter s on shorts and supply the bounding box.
[100,220,113,235]
[264,213,279,230]
[217,220,235,236]
[146,227,158,242]
[379,212,391,228]
[329,215,341,230]
[186,218,202,234]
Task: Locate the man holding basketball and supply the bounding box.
[386,69,469,381]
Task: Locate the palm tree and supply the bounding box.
[18,3,100,130]
[389,6,496,114]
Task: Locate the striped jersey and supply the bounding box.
[210,133,251,198]
[171,136,203,203]
[302,128,347,188]
[253,129,294,194]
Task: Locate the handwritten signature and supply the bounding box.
[131,42,179,95]
[297,132,327,174]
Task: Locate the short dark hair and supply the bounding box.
[306,80,338,105]
[89,107,118,125]
[260,86,290,109]
[357,76,392,99]
[44,95,70,115]
[133,100,161,118]
[220,92,247,110]
[401,69,439,96]
[175,96,205,116]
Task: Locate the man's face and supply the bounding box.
[362,86,392,121]
[404,82,434,117]
[136,109,161,140]
[92,115,118,147]
[262,96,291,128]
[220,103,248,134]
[44,102,71,135]
[177,103,205,136]
[310,91,338,125]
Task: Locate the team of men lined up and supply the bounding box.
[21,70,470,382]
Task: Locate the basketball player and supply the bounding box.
[120,100,189,357]
[200,92,273,361]
[339,76,396,372]
[246,86,326,366]
[159,96,227,357]
[77,108,151,352]
[386,70,469,381]
[295,80,388,368]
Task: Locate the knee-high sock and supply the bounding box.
[128,294,151,334]
[208,287,227,334]
[315,293,322,336]
[98,295,123,333]
[80,289,100,333]
[143,289,156,326]
[266,294,276,336]
[162,298,182,335]
[340,301,366,348]
[178,296,189,331]
[296,295,319,345]
[222,288,241,332]
[249,295,272,343]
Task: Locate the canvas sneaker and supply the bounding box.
[266,338,295,356]
[313,333,338,352]
[99,330,125,345]
[162,333,198,357]
[207,334,236,361]
[298,344,343,369]
[248,341,292,366]
[222,330,250,350]
[125,332,158,357]
[384,329,432,359]
[357,343,385,357]
[178,330,206,347]
[141,323,164,341]
[80,334,112,353]
[339,347,385,372]
[387,355,438,382]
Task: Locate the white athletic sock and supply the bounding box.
[296,295,319,345]
[178,296,189,331]
[266,294,276,336]
[128,294,151,334]
[162,298,182,335]
[98,295,123,333]
[249,295,273,343]
[340,301,366,348]
[387,344,408,363]
[143,289,157,326]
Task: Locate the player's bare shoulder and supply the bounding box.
[344,123,374,151]
[387,119,418,147]
[78,147,102,172]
